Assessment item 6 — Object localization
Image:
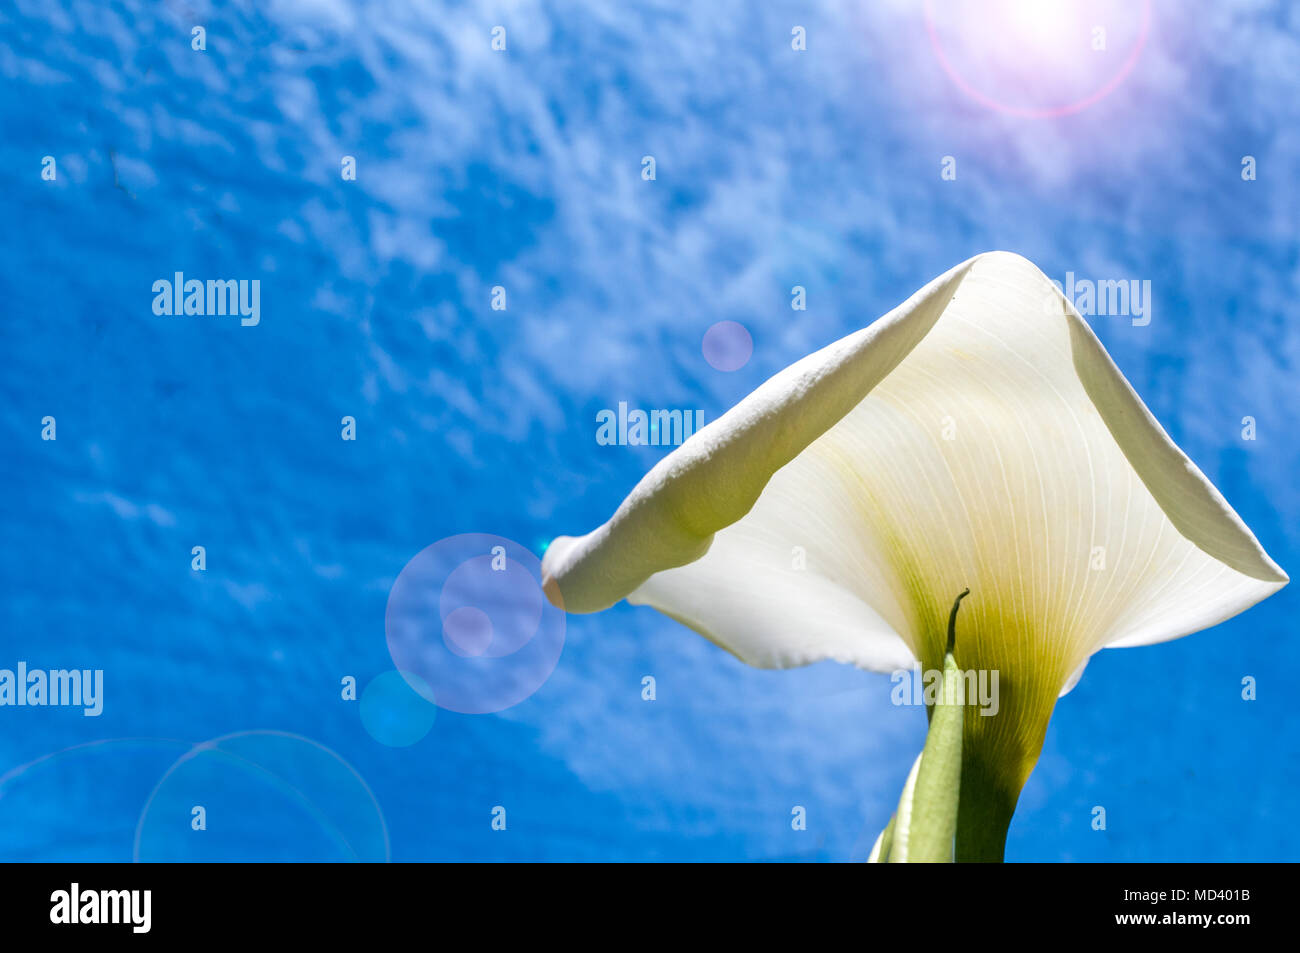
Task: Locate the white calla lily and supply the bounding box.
[542,251,1286,858]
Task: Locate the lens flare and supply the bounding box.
[924,0,1151,119]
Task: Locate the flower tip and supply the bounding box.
[541,571,566,611]
[946,588,970,655]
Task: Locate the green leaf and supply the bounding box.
[867,812,895,863]
[888,588,969,863]
[906,649,964,862]
[886,752,923,862]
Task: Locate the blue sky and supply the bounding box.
[1,0,1297,860]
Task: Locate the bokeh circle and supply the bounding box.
[360,670,438,747]
[0,738,191,861]
[385,534,565,714]
[702,320,753,371]
[133,730,390,862]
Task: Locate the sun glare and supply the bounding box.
[1003,0,1079,50]
[923,0,1151,119]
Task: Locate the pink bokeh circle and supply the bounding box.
[385,534,564,714]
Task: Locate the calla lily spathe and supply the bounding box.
[541,251,1286,856]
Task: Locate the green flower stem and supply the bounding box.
[875,588,1009,864]
[872,587,1050,862]
[954,753,1017,862]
